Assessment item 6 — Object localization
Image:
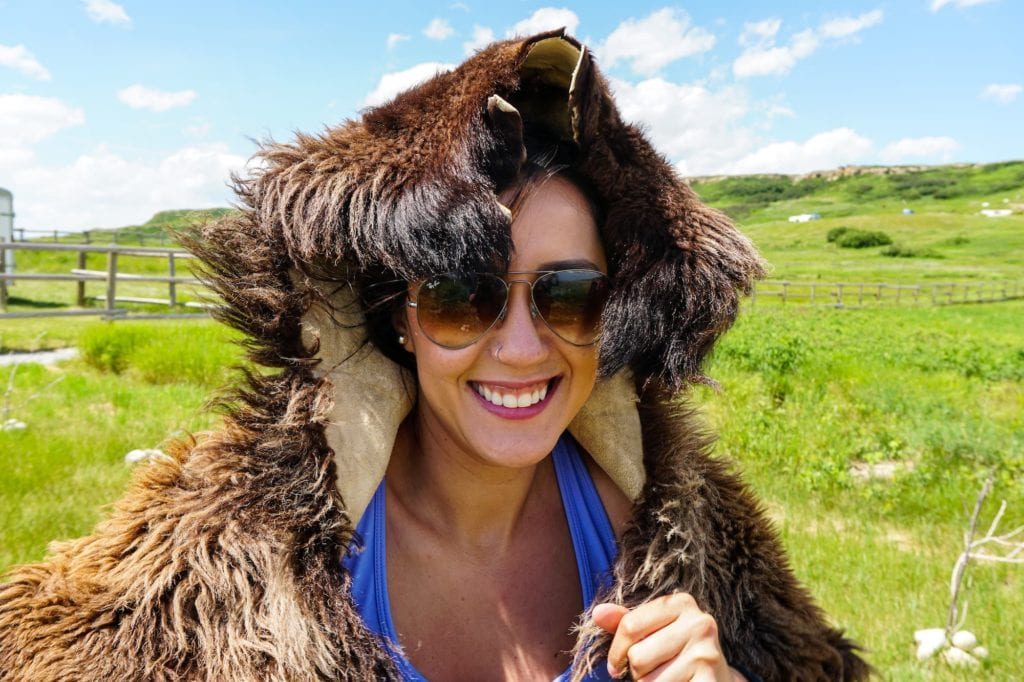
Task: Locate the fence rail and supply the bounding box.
[2,241,1023,320]
[0,242,211,320]
[8,227,173,246]
[749,279,1024,307]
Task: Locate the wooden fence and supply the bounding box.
[0,242,212,320]
[8,227,172,246]
[1,241,1022,320]
[749,279,1024,308]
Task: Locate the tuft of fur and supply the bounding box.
[569,388,872,681]
[0,29,865,682]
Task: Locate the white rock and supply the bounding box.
[914,627,946,645]
[917,639,946,660]
[1,418,27,431]
[972,646,989,659]
[124,448,168,464]
[951,630,978,650]
[942,646,979,667]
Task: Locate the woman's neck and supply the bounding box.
[385,411,553,559]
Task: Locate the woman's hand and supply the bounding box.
[592,593,746,681]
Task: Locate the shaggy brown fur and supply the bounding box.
[0,29,869,681]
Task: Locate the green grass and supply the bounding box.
[1,304,1021,679]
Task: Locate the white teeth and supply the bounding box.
[472,381,551,409]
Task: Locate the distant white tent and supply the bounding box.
[788,212,821,223]
[979,209,1012,217]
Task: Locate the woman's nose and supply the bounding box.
[492,281,547,365]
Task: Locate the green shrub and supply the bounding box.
[79,321,245,386]
[836,229,893,248]
[80,324,153,374]
[880,244,943,258]
[825,226,852,243]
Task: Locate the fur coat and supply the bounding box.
[0,30,870,681]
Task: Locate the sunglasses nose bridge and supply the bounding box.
[502,278,539,320]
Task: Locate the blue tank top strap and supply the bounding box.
[550,432,619,605]
[340,431,617,681]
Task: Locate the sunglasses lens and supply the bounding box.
[416,273,506,348]
[533,270,609,345]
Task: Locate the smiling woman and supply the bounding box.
[0,29,869,682]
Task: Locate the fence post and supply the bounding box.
[105,250,118,318]
[877,284,884,302]
[782,281,789,305]
[0,244,7,312]
[76,250,86,307]
[858,284,864,306]
[168,252,177,307]
[84,230,91,245]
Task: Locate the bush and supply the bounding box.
[826,226,851,243]
[836,229,893,248]
[80,321,245,386]
[880,244,943,258]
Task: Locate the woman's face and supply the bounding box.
[400,174,607,469]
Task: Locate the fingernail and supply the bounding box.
[606,661,624,679]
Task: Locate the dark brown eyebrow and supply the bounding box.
[533,259,602,271]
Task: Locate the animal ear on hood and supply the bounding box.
[510,32,767,392]
[183,28,764,396]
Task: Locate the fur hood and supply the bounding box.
[0,30,869,681]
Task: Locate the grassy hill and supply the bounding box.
[688,161,1024,283]
[81,208,233,245]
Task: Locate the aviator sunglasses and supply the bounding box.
[407,269,611,349]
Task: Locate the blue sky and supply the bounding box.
[1,0,1021,230]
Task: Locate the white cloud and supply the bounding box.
[463,25,495,55]
[597,8,716,76]
[880,136,959,162]
[507,7,580,38]
[734,10,883,78]
[608,76,760,176]
[739,18,781,48]
[423,18,454,40]
[118,85,197,112]
[0,94,84,147]
[820,9,884,39]
[0,44,51,81]
[725,128,874,175]
[8,143,247,230]
[980,83,1022,104]
[83,0,132,26]
[930,0,998,11]
[362,62,455,107]
[450,2,470,10]
[386,33,410,50]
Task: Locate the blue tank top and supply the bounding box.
[340,432,617,681]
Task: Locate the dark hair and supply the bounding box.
[359,152,606,372]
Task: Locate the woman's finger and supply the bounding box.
[592,603,629,634]
[606,596,693,676]
[620,616,695,679]
[637,638,730,682]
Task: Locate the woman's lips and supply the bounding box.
[468,377,560,420]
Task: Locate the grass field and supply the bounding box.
[1,303,1021,679]
[2,163,1022,678]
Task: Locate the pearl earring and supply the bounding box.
[397,334,406,345]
